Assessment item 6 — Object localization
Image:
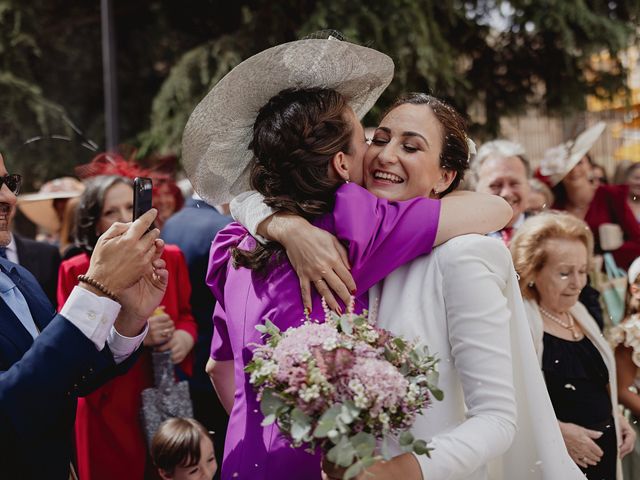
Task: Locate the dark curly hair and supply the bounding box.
[233,87,353,271]
[384,93,470,196]
[75,175,133,252]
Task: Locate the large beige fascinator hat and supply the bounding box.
[17,177,85,233]
[182,36,395,205]
[538,122,606,187]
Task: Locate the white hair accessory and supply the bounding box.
[466,137,477,161]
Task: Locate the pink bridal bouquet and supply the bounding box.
[246,307,442,479]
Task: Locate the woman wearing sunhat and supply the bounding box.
[185,36,584,480]
[537,122,640,269]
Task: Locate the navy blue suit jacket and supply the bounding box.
[0,257,135,479]
[161,199,231,389]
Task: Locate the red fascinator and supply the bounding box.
[75,152,150,180]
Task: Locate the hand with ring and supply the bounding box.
[143,306,175,347]
[255,213,356,313]
[559,421,604,468]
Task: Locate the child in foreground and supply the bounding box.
[151,417,217,480]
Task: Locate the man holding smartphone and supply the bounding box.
[0,153,170,479]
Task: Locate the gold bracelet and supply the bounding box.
[77,274,119,303]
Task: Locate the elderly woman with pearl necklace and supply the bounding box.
[511,211,635,480]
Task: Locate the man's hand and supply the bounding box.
[85,209,162,295]
[115,252,169,337]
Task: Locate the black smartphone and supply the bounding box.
[133,177,153,221]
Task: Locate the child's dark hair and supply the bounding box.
[151,417,211,473]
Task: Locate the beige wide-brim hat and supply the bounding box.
[182,37,394,206]
[539,122,607,187]
[17,177,85,233]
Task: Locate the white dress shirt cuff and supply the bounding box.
[230,191,273,244]
[108,323,149,364]
[60,286,121,351]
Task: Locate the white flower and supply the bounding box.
[349,379,365,395]
[260,361,278,376]
[379,412,390,426]
[308,366,326,385]
[362,329,379,343]
[299,384,321,402]
[354,394,369,409]
[406,383,420,403]
[249,360,278,383]
[323,337,338,351]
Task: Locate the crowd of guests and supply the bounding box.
[468,127,640,479]
[8,113,640,480]
[8,152,231,479]
[6,36,640,480]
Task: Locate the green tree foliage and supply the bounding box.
[1,0,638,185]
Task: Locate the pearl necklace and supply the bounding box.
[539,306,581,340]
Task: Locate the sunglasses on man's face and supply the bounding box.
[0,174,22,195]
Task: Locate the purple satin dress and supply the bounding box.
[207,183,440,480]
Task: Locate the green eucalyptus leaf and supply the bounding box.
[264,319,281,336]
[413,439,430,456]
[338,401,360,425]
[351,432,376,458]
[336,442,356,468]
[393,337,407,350]
[290,407,312,442]
[314,405,342,438]
[260,389,285,418]
[344,461,364,480]
[399,431,414,446]
[339,315,353,335]
[260,413,276,426]
[327,436,352,465]
[430,387,444,402]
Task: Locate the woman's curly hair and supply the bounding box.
[233,87,353,271]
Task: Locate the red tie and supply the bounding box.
[500,227,514,246]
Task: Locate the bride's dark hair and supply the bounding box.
[232,87,353,271]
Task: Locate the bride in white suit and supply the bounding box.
[228,93,585,480]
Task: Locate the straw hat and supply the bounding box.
[537,122,607,187]
[182,37,394,205]
[17,177,85,233]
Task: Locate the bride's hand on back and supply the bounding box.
[258,214,356,312]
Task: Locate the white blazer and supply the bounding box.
[372,235,586,480]
[524,300,622,479]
